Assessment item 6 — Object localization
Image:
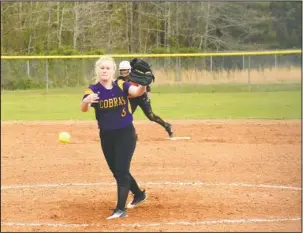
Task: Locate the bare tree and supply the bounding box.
[1,1,292,55]
[73,2,80,50]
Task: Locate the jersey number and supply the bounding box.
[121,108,126,117]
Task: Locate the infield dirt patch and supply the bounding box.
[1,120,301,232]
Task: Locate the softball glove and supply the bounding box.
[129,59,155,86]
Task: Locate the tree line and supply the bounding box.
[1,2,301,55]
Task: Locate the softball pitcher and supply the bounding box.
[81,56,151,219]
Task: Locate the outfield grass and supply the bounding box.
[1,85,301,120]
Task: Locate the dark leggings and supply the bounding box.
[99,124,142,211]
[130,97,167,129]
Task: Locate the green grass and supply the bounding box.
[1,85,301,120]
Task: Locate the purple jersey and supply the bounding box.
[82,80,133,130]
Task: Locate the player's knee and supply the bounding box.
[147,112,155,121]
[114,170,131,186]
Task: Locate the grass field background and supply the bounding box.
[155,67,301,84]
[1,84,301,120]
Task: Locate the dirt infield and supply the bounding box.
[1,120,301,232]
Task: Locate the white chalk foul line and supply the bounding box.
[1,218,301,228]
[1,181,301,191]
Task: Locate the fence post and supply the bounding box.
[248,55,251,92]
[178,57,182,82]
[27,60,30,78]
[274,54,277,68]
[45,59,49,93]
[210,55,213,72]
[242,55,245,70]
[81,58,85,86]
[176,57,181,83]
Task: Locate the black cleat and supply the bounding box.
[127,190,147,209]
[165,123,173,138]
[106,208,127,220]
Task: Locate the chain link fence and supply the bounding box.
[1,52,301,91]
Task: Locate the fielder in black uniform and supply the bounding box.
[118,60,173,138]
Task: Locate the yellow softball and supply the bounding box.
[59,131,71,144]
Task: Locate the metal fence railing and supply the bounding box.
[1,50,301,91]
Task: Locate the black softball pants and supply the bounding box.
[99,124,142,211]
[130,97,167,129]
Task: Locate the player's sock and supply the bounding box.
[153,115,167,128]
[129,174,142,196]
[116,185,129,211]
